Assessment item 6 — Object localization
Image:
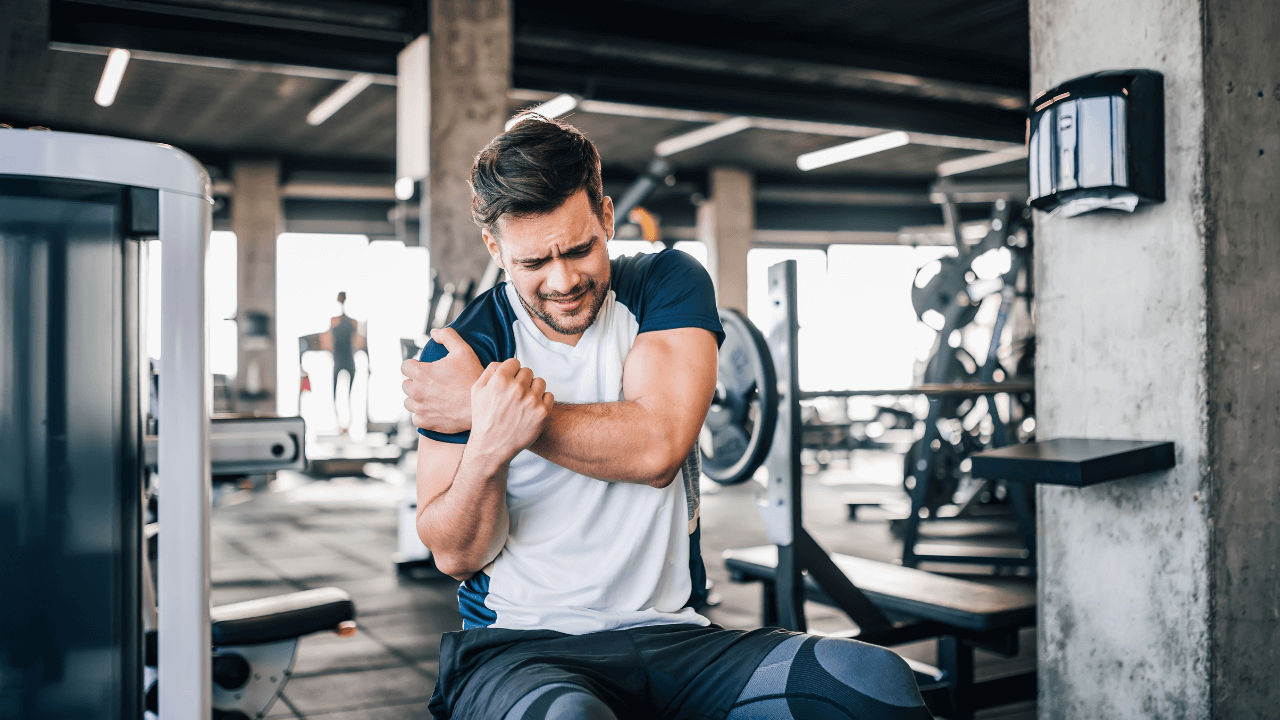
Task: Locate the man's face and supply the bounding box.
[484,189,614,341]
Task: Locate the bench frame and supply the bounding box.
[736,262,1036,720]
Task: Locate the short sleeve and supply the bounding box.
[635,250,725,347]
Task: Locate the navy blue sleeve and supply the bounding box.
[416,286,519,444]
[613,249,725,347]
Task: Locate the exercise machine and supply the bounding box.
[143,415,356,720]
[0,129,355,720]
[718,261,1036,720]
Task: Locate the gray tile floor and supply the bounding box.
[210,451,1034,720]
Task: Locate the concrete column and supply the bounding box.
[231,158,282,413]
[698,167,752,313]
[397,0,511,288]
[1031,1,1279,716]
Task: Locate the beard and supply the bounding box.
[515,276,609,336]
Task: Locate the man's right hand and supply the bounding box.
[402,328,484,434]
[468,359,554,465]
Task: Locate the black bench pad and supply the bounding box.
[212,587,355,646]
[723,545,1034,632]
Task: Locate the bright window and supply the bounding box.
[145,230,238,378]
[275,234,430,436]
[746,245,957,392]
[607,239,708,268]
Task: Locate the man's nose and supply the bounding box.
[544,259,582,295]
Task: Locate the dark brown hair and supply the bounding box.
[470,114,605,234]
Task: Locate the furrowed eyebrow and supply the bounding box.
[514,236,597,265]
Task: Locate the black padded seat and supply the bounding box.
[723,545,1034,632]
[211,587,355,646]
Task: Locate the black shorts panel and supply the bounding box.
[429,624,792,720]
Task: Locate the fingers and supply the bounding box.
[400,358,420,378]
[476,361,503,388]
[486,358,523,382]
[476,359,548,397]
[515,366,535,389]
[430,327,475,357]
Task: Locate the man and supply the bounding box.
[328,291,365,433]
[402,117,931,720]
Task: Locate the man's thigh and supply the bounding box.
[722,634,933,720]
[440,629,647,720]
[443,625,788,720]
[503,683,619,720]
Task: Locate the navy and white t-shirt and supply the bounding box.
[418,249,724,635]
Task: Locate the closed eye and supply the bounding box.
[516,238,595,268]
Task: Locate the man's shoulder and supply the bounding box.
[419,284,518,366]
[610,249,713,313]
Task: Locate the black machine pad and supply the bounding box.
[211,587,355,646]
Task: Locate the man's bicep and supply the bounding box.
[623,327,718,424]
[415,435,465,514]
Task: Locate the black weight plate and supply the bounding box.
[700,309,777,485]
[912,256,980,329]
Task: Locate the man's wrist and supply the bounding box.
[462,439,514,477]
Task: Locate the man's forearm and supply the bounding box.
[529,401,690,486]
[417,447,510,579]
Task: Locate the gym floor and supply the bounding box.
[210,450,1035,720]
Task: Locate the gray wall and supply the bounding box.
[1204,0,1280,715]
[1030,0,1211,716]
[1033,0,1280,716]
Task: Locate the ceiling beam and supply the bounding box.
[515,58,1026,142]
[515,27,1026,111]
[50,0,407,76]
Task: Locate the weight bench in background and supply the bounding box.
[723,544,1035,719]
[722,262,1037,720]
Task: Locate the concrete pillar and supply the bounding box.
[397,0,510,288]
[231,158,282,413]
[1031,0,1280,716]
[698,167,753,313]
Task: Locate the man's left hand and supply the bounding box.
[402,328,484,433]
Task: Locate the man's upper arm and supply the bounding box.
[619,249,724,463]
[622,328,718,449]
[415,435,465,518]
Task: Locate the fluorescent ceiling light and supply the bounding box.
[935,147,1029,177]
[94,48,130,107]
[506,94,579,130]
[796,131,911,171]
[306,73,374,126]
[654,117,753,157]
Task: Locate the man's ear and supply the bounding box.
[601,196,615,241]
[481,228,503,268]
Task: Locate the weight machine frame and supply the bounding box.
[753,260,1036,718]
[899,196,1037,572]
